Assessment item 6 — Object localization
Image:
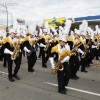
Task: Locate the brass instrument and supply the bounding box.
[27,40,37,56]
[51,43,82,74]
[27,47,35,56]
[44,42,50,51]
[81,45,88,59]
[44,37,52,51]
[11,41,20,60]
[0,41,3,46]
[81,39,91,58]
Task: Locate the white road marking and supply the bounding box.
[0,71,8,75]
[43,82,100,97]
[0,70,100,97]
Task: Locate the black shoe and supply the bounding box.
[0,59,3,61]
[59,91,66,94]
[38,56,41,58]
[28,69,34,72]
[70,76,79,80]
[86,65,90,68]
[13,75,20,80]
[42,64,47,68]
[96,58,99,60]
[9,78,14,82]
[75,75,79,79]
[81,70,88,73]
[3,65,7,67]
[90,62,93,64]
[63,88,67,92]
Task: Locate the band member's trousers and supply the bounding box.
[41,48,46,67]
[57,62,70,92]
[38,47,42,57]
[6,54,20,79]
[69,54,80,77]
[27,51,37,70]
[3,54,7,66]
[0,47,3,60]
[19,52,22,64]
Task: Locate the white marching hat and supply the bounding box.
[54,31,58,35]
[59,26,64,31]
[74,29,80,36]
[43,29,47,33]
[59,35,66,42]
[9,29,16,34]
[81,31,86,36]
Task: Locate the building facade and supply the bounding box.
[74,15,100,30]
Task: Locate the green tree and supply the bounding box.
[70,22,81,31]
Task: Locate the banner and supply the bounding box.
[44,17,65,28]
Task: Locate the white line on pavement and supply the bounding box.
[0,71,8,75]
[43,82,100,97]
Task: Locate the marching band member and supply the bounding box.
[0,30,7,67]
[38,28,42,58]
[23,30,37,72]
[53,31,59,45]
[53,31,59,62]
[49,35,70,94]
[93,31,99,60]
[67,29,84,79]
[80,31,88,72]
[17,28,26,64]
[38,29,50,68]
[3,29,21,82]
[0,31,4,61]
[44,30,53,64]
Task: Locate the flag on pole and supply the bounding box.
[17,19,25,25]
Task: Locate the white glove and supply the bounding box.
[92,45,97,48]
[61,56,70,63]
[49,40,53,43]
[65,43,70,51]
[77,48,84,55]
[33,45,35,48]
[4,48,13,55]
[10,52,14,55]
[37,43,40,46]
[39,43,46,48]
[87,46,89,48]
[49,57,55,69]
[24,47,31,53]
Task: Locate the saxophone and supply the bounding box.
[81,40,91,58]
[44,42,50,51]
[27,40,37,56]
[11,40,20,60]
[44,38,52,51]
[51,43,82,74]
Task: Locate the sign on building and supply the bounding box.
[44,17,65,28]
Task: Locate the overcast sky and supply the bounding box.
[0,0,100,26]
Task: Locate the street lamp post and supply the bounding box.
[3,11,13,27]
[8,12,13,27]
[0,4,8,34]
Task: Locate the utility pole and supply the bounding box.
[0,4,8,34]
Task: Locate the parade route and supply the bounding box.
[0,58,100,100]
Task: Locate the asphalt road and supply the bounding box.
[0,57,100,100]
